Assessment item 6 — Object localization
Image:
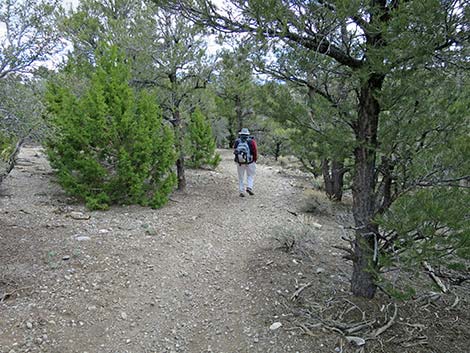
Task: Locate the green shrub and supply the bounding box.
[45,45,176,210]
[185,107,221,168]
[0,132,14,161]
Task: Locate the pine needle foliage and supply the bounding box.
[185,107,221,169]
[45,45,176,210]
[0,132,14,162]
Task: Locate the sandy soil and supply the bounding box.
[1,146,469,353]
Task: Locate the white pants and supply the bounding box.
[237,163,256,192]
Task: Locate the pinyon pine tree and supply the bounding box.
[45,45,176,210]
[185,108,221,168]
[158,0,469,298]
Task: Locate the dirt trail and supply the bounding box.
[0,145,333,353]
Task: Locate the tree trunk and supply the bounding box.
[274,142,281,161]
[0,137,24,184]
[321,159,345,201]
[235,95,243,131]
[377,156,394,215]
[228,126,236,148]
[173,110,186,192]
[351,75,383,298]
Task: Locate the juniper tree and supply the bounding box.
[45,45,176,210]
[214,46,256,147]
[59,0,214,192]
[185,107,221,168]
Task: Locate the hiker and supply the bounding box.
[233,128,258,197]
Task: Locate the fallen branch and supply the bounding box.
[0,286,32,303]
[415,291,441,304]
[434,270,470,285]
[401,336,429,348]
[423,261,448,293]
[450,295,460,309]
[287,210,298,216]
[332,245,354,261]
[291,282,312,301]
[401,322,426,331]
[324,325,345,335]
[372,303,398,337]
[298,323,320,336]
[345,320,376,334]
[340,299,366,321]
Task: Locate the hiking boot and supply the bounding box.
[246,188,254,196]
[239,193,245,197]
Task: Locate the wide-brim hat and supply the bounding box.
[239,128,250,135]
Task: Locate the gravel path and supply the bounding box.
[0,145,323,353]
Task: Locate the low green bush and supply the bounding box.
[45,45,176,210]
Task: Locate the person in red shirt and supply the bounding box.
[233,128,257,197]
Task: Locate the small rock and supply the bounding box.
[269,322,282,330]
[98,229,109,234]
[346,336,366,346]
[26,322,33,329]
[62,255,70,261]
[145,228,158,236]
[69,211,90,220]
[75,236,91,241]
[316,268,325,274]
[121,312,128,320]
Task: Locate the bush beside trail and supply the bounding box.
[45,45,176,210]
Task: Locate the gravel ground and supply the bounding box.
[0,145,334,353]
[2,146,469,353]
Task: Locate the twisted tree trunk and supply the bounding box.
[350,74,383,298]
[0,138,24,184]
[321,159,345,201]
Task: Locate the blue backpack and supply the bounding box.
[234,138,253,164]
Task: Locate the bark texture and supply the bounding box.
[173,110,187,192]
[351,75,383,298]
[321,159,345,201]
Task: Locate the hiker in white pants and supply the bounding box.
[233,128,258,197]
[237,162,256,196]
